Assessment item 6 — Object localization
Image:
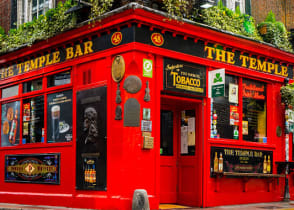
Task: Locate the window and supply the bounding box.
[211,74,267,143]
[16,0,54,26]
[1,71,72,147]
[242,79,266,143]
[222,0,251,15]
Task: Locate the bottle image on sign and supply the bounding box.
[8,110,18,144]
[214,152,219,172]
[51,105,60,141]
[267,155,271,173]
[263,155,267,174]
[218,152,223,172]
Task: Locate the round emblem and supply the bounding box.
[151,33,164,46]
[111,32,122,45]
[111,55,125,83]
[143,60,153,72]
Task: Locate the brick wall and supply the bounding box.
[0,0,11,33]
[252,0,294,30]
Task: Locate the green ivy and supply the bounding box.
[257,10,293,53]
[0,0,74,53]
[197,3,262,41]
[281,84,294,107]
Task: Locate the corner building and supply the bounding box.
[0,4,293,209]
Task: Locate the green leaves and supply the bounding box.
[281,84,294,107]
[89,0,113,20]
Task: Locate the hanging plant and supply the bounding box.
[257,10,293,52]
[281,83,294,107]
[163,0,194,19]
[89,0,114,20]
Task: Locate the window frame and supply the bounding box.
[0,68,72,149]
[210,73,268,144]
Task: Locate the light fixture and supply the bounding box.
[200,0,215,9]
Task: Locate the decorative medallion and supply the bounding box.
[112,55,125,83]
[123,75,142,94]
[111,32,123,45]
[115,84,122,104]
[151,33,164,46]
[115,105,122,120]
[144,81,150,102]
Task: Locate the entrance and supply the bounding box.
[160,96,202,206]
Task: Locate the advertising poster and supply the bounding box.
[1,101,20,146]
[242,121,249,135]
[210,147,273,175]
[229,83,238,104]
[47,90,72,143]
[5,153,60,184]
[230,105,239,126]
[76,86,107,191]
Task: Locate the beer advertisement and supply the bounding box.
[5,153,60,184]
[47,90,72,143]
[1,101,20,146]
[210,147,273,175]
[163,58,206,96]
[76,86,107,191]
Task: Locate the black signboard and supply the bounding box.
[47,90,73,143]
[210,147,273,175]
[1,101,20,146]
[164,58,206,96]
[76,86,107,190]
[5,153,60,184]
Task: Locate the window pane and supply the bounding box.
[242,79,266,143]
[47,71,71,87]
[22,96,44,143]
[1,101,20,146]
[212,75,239,139]
[23,78,42,93]
[181,109,195,156]
[47,90,73,143]
[161,110,173,156]
[2,85,19,98]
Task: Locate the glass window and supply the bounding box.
[161,110,173,156]
[212,75,239,139]
[2,85,19,98]
[47,90,73,143]
[242,79,267,143]
[22,96,44,143]
[23,78,42,93]
[48,71,71,87]
[181,109,195,156]
[1,101,20,146]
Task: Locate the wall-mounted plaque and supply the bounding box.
[112,55,125,82]
[124,98,140,127]
[5,153,60,184]
[164,58,206,96]
[123,76,142,94]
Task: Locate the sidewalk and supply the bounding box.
[1,202,294,210]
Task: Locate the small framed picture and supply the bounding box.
[143,108,151,120]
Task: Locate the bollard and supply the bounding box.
[132,189,150,210]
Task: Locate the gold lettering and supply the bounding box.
[66,47,74,60]
[74,45,83,57]
[239,55,249,67]
[281,66,288,77]
[171,72,178,86]
[274,64,281,75]
[227,51,235,64]
[39,56,46,68]
[249,57,257,70]
[52,51,60,64]
[267,63,275,73]
[30,58,38,71]
[45,54,53,66]
[8,66,14,77]
[205,46,215,59]
[84,41,93,55]
[257,60,267,72]
[0,68,5,79]
[215,49,226,62]
[24,61,30,72]
[17,63,23,74]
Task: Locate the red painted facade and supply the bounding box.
[0,5,293,210]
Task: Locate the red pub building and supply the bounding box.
[0,3,293,209]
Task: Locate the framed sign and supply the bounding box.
[5,153,60,184]
[164,58,206,96]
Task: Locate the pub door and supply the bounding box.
[160,97,200,206]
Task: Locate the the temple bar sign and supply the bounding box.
[205,46,289,78]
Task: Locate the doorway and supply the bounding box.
[160,97,202,206]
